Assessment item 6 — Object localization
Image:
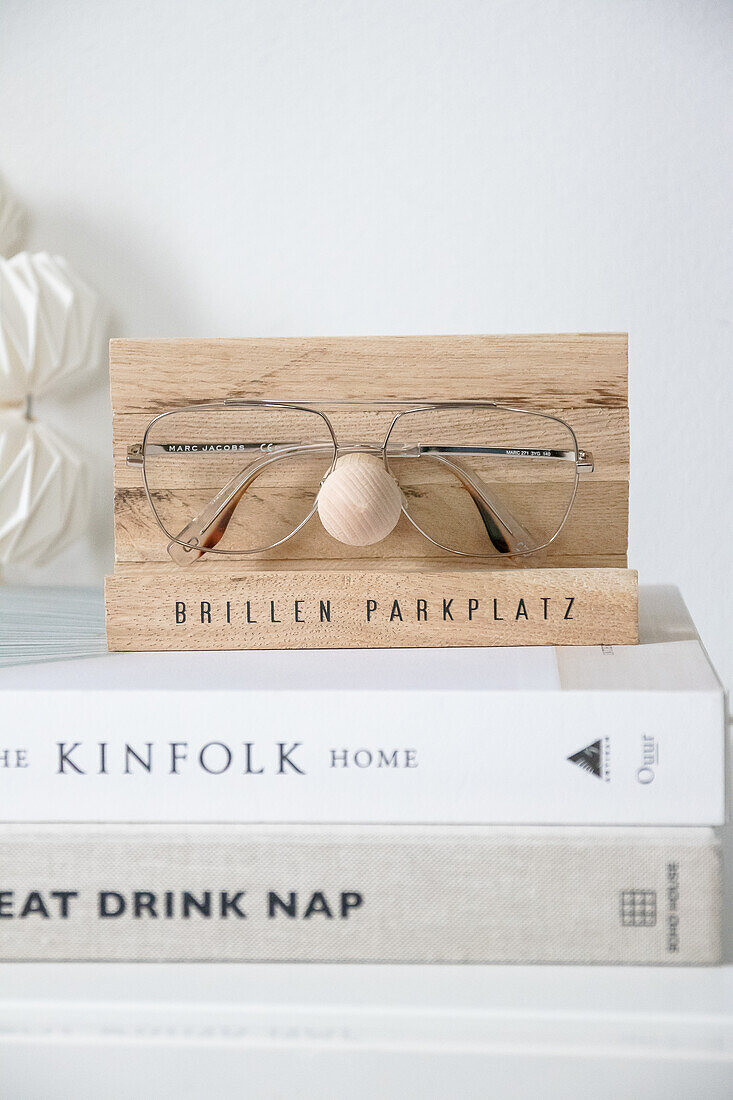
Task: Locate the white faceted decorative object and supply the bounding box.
[0,409,89,566]
[0,251,105,402]
[0,176,27,257]
[317,452,403,546]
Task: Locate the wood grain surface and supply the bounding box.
[113,481,627,565]
[110,333,628,411]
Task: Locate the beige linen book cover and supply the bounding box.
[0,825,720,964]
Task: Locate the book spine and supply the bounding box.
[0,689,725,825]
[0,825,721,964]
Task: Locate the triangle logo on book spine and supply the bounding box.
[567,740,603,778]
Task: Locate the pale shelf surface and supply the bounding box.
[0,964,730,1100]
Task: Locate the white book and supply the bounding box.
[0,586,725,825]
[0,824,721,964]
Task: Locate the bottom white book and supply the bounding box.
[0,825,721,965]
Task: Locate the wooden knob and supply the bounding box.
[317,453,403,546]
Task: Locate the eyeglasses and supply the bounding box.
[127,400,594,565]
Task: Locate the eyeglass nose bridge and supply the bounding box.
[320,438,421,489]
[333,440,386,457]
[320,440,385,484]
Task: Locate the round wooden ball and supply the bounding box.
[317,452,403,546]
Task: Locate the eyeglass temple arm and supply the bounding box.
[166,447,309,565]
[166,445,537,564]
[418,453,538,554]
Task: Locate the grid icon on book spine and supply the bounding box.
[619,889,657,927]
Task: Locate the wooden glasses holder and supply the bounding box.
[105,334,637,650]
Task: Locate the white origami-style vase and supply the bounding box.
[0,409,90,567]
[0,224,104,569]
[0,176,27,258]
[0,251,104,402]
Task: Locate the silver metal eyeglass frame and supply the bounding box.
[127,400,594,563]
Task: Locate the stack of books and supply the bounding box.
[0,586,725,964]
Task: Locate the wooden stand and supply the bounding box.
[105,334,637,650]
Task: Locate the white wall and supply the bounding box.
[2,0,731,686]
